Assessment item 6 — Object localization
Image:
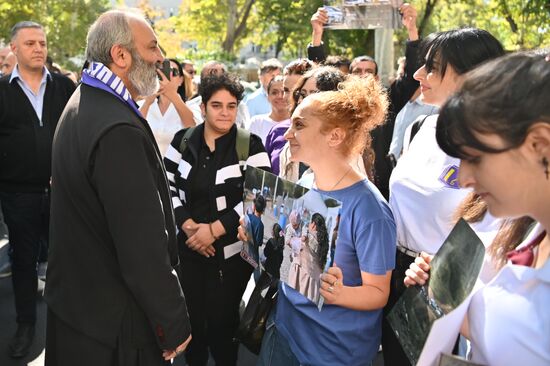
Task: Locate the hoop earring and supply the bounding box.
[543,157,549,180]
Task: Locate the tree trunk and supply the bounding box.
[418,0,439,37]
[222,0,256,53]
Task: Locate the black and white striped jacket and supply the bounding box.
[164,123,271,261]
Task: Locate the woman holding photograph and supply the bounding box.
[249,75,396,366]
[405,52,550,365]
[383,28,505,365]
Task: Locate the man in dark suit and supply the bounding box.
[44,9,191,366]
[0,21,75,358]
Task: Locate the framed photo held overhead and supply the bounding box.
[323,0,403,30]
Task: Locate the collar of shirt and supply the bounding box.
[9,64,51,86]
[412,97,430,107]
[504,222,550,283]
[9,65,51,124]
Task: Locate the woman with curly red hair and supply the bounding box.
[256,75,396,366]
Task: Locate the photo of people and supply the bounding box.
[242,167,341,307]
[323,0,403,30]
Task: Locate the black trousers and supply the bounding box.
[0,191,49,324]
[381,250,415,366]
[179,254,252,366]
[45,309,170,366]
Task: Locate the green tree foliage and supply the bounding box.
[169,0,548,62]
[175,0,375,61]
[414,0,549,51]
[176,0,256,55]
[251,0,320,58]
[0,0,110,69]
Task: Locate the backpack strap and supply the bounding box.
[178,126,197,155]
[179,126,250,168]
[235,127,251,166]
[409,114,430,144]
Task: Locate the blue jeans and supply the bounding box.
[257,313,301,366]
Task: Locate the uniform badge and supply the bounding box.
[439,165,460,189]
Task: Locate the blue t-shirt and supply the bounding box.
[275,179,396,365]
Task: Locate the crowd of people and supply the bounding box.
[0,3,548,366]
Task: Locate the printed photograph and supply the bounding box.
[387,219,485,365]
[242,167,342,307]
[323,0,403,30]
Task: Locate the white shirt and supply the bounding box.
[471,212,502,284]
[388,98,438,158]
[141,100,184,156]
[10,65,51,125]
[468,223,550,365]
[389,115,472,254]
[248,114,276,146]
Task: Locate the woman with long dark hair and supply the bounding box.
[407,52,550,365]
[383,28,505,365]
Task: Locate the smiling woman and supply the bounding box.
[257,76,395,366]
[248,75,289,145]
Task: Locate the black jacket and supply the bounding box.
[164,123,271,264]
[45,84,191,350]
[0,72,75,192]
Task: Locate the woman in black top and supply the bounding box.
[164,73,271,366]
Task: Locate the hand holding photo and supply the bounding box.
[243,167,342,308]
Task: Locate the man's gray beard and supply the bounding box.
[128,50,159,97]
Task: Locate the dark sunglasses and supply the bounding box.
[171,68,180,77]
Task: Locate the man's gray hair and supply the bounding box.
[85,9,145,66]
[11,21,44,41]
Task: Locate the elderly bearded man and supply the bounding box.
[44,9,191,366]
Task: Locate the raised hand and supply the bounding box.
[400,3,419,41]
[310,8,328,46]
